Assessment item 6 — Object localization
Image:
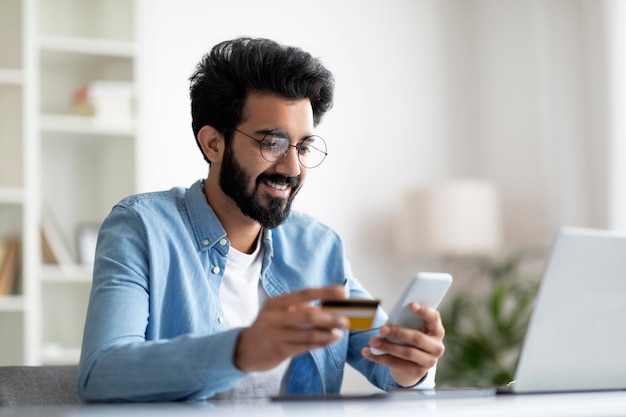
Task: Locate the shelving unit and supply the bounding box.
[0,0,26,366]
[0,0,142,366]
[0,70,23,85]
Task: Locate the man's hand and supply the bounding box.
[234,286,349,373]
[362,302,445,387]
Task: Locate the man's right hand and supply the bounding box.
[234,285,349,373]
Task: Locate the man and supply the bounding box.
[78,37,445,402]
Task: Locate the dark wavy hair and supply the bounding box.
[189,37,335,164]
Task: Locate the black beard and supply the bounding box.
[219,143,301,229]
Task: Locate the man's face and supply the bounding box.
[218,92,314,228]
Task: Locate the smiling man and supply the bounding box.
[78,37,445,402]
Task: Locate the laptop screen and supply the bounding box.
[512,227,626,393]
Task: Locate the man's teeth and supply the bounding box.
[267,180,288,191]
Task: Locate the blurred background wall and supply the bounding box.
[134,0,626,392]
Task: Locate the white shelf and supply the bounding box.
[0,0,142,367]
[39,35,135,58]
[41,264,93,283]
[0,296,25,312]
[0,69,23,85]
[41,114,135,136]
[41,345,81,365]
[0,187,24,205]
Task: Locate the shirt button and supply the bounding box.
[202,239,209,246]
[212,266,220,274]
[219,238,227,246]
[217,317,224,324]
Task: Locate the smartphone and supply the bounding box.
[370,272,453,355]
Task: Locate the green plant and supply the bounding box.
[436,248,545,387]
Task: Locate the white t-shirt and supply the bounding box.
[213,235,290,399]
[219,237,265,329]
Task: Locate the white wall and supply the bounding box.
[607,0,626,230]
[137,0,612,393]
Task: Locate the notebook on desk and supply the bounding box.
[273,227,626,402]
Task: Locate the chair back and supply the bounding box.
[0,365,80,406]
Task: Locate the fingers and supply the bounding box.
[366,329,444,366]
[375,302,444,347]
[364,302,445,368]
[234,286,350,372]
[263,285,350,330]
[279,326,345,347]
[361,346,432,388]
[368,328,445,359]
[276,303,350,332]
[383,302,445,340]
[264,285,346,311]
[362,345,437,372]
[411,302,445,337]
[363,304,446,388]
[236,312,345,373]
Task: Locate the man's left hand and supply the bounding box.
[362,302,445,387]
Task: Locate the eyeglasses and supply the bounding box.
[234,128,328,169]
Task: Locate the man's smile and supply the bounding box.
[265,180,289,191]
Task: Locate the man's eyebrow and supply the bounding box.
[255,128,315,143]
[255,128,288,138]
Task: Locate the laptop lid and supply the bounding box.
[511,227,626,393]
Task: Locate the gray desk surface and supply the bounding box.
[1,390,625,417]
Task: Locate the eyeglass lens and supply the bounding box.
[260,135,327,168]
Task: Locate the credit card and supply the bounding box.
[321,299,380,330]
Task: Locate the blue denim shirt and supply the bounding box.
[78,180,435,402]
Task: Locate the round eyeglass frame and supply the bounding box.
[233,128,328,168]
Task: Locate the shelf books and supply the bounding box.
[0,237,20,295]
[72,80,135,123]
[41,208,74,265]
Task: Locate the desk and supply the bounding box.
[2,391,625,417]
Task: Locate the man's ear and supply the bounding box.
[197,125,224,164]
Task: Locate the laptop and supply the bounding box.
[273,227,626,401]
[417,226,626,398]
[505,226,626,394]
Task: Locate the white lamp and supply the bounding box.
[394,178,502,259]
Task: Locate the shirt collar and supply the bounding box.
[185,179,279,265]
[184,179,229,253]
